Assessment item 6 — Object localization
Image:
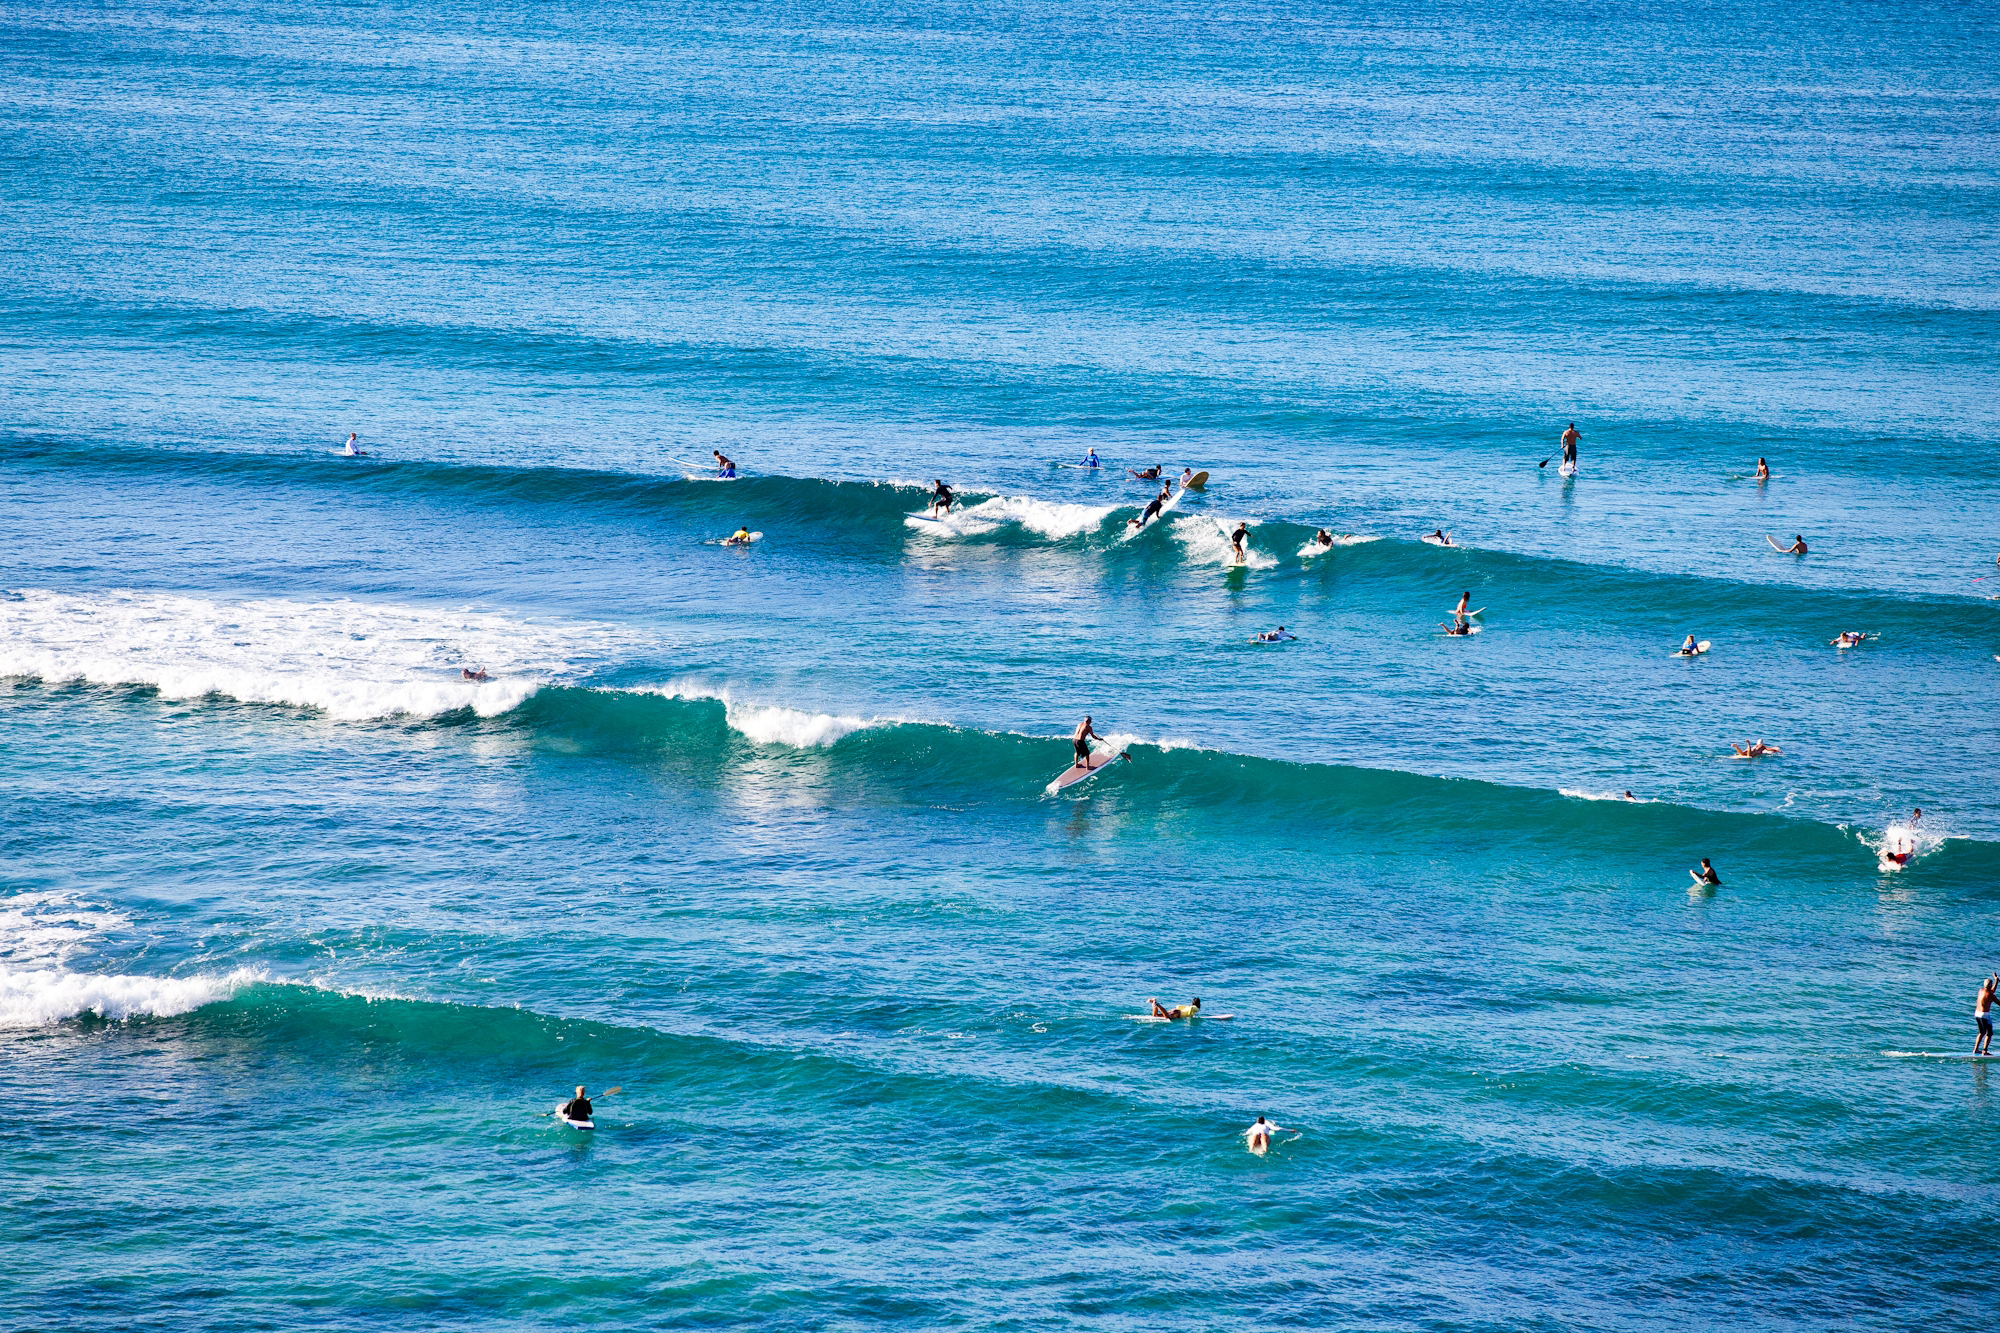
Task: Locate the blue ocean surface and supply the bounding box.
[3,0,1998,1327]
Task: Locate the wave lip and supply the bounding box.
[0,964,265,1028]
[0,588,621,721]
[638,681,919,749]
[905,494,1116,541]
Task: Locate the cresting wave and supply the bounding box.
[0,964,267,1029]
[0,588,639,721]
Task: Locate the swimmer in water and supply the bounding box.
[1149,997,1201,1020]
[1732,740,1782,758]
[1691,858,1721,886]
[1755,457,1770,481]
[1623,790,1637,801]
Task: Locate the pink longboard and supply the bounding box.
[1047,748,1123,794]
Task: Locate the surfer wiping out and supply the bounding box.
[1731,740,1782,758]
[929,480,954,516]
[711,450,737,479]
[1691,858,1721,886]
[1128,484,1170,531]
[461,667,489,682]
[1149,997,1200,1020]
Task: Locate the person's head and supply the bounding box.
[1700,859,1712,869]
[1190,997,1201,1009]
[1254,1115,1266,1125]
[1758,457,1766,465]
[575,1085,586,1097]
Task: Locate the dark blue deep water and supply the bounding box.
[3,1,1998,1327]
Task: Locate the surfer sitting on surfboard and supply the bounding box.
[1150,997,1200,1020]
[929,480,954,516]
[341,432,365,457]
[712,450,737,479]
[1691,858,1721,886]
[560,1086,593,1123]
[1678,634,1700,656]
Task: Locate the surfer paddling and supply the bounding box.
[1244,1115,1285,1154]
[1252,627,1294,643]
[1312,529,1334,550]
[1425,528,1454,547]
[1129,464,1162,480]
[1831,630,1869,648]
[461,666,489,682]
[1977,974,1996,1056]
[1149,997,1201,1020]
[1731,740,1782,758]
[724,527,754,546]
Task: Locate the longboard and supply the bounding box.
[1121,489,1181,540]
[1047,747,1124,794]
[684,473,739,482]
[1124,1013,1235,1022]
[1183,470,1208,490]
[1766,535,1804,552]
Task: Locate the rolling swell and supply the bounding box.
[499,687,2000,888]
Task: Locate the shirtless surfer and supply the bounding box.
[1149,997,1201,1020]
[1561,422,1579,469]
[461,666,489,682]
[1732,740,1782,758]
[712,450,737,479]
[1755,457,1770,481]
[1770,534,1808,555]
[1976,974,1996,1056]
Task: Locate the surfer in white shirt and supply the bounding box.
[1244,1115,1284,1153]
[341,433,364,456]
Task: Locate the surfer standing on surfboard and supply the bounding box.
[1561,422,1579,470]
[1073,716,1105,768]
[1976,975,1996,1056]
[929,479,954,516]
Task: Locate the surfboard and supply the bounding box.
[1124,1013,1235,1021]
[905,511,949,527]
[1420,533,1455,547]
[1766,535,1804,552]
[1056,460,1102,469]
[684,473,739,482]
[1440,625,1482,636]
[1883,1051,1998,1061]
[1248,633,1296,643]
[1121,488,1182,540]
[1558,462,1576,478]
[1672,640,1712,656]
[330,449,368,457]
[718,532,763,546]
[1183,470,1208,490]
[1445,607,1485,617]
[1047,748,1124,794]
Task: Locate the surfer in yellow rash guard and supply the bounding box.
[725,527,752,546]
[1149,997,1200,1020]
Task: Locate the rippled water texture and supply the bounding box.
[3,0,1998,1328]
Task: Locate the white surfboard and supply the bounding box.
[1124,1013,1235,1022]
[718,532,763,546]
[1445,607,1485,617]
[1420,533,1455,547]
[1047,748,1124,794]
[1121,488,1182,540]
[1558,462,1576,478]
[684,472,739,482]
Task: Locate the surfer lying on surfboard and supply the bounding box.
[1425,528,1454,547]
[1731,740,1782,758]
[1149,997,1200,1020]
[1127,484,1171,531]
[1251,627,1295,643]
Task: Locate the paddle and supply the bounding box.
[1538,456,1550,468]
[545,1085,623,1117]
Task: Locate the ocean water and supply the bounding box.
[4,0,1999,1327]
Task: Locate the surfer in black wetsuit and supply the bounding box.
[1129,484,1170,530]
[1229,522,1248,563]
[560,1086,593,1121]
[1691,858,1721,886]
[930,480,955,516]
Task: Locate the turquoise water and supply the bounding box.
[4,1,1999,1327]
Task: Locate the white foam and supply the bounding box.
[1862,820,1948,871]
[1560,788,1650,803]
[0,964,263,1028]
[640,681,907,749]
[0,589,620,721]
[1300,534,1380,555]
[0,892,131,968]
[1174,516,1278,570]
[907,495,1115,541]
